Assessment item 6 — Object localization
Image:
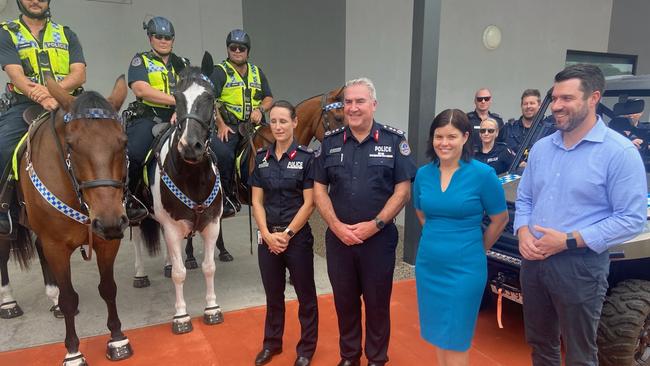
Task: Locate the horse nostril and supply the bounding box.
[194,141,204,151]
[91,218,104,233]
[119,215,129,228]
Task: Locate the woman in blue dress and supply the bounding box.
[413,109,509,366]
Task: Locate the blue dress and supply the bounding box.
[413,159,506,351]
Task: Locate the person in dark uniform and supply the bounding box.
[250,100,317,366]
[467,88,504,150]
[210,29,273,217]
[313,77,417,366]
[0,0,86,235]
[125,16,188,220]
[474,118,515,175]
[505,89,541,153]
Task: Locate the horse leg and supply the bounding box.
[163,240,172,278]
[184,236,198,270]
[95,239,133,361]
[35,239,63,318]
[167,230,192,334]
[0,239,22,319]
[132,239,150,288]
[200,224,223,325]
[216,228,233,262]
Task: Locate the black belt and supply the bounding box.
[267,224,288,233]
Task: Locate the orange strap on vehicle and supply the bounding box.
[497,288,504,329]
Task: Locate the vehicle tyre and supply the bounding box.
[597,279,650,366]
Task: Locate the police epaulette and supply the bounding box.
[1,21,19,33]
[256,146,268,154]
[324,126,345,137]
[297,145,313,153]
[382,124,405,136]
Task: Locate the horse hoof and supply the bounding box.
[164,264,172,278]
[203,306,224,325]
[219,251,234,262]
[0,301,23,319]
[185,257,198,269]
[62,353,87,366]
[106,337,133,361]
[50,305,79,319]
[133,276,151,288]
[172,314,193,334]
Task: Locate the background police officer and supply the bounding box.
[125,16,187,220]
[313,78,416,366]
[467,88,504,150]
[0,0,86,235]
[209,29,273,217]
[505,88,541,152]
[474,118,515,175]
[250,100,317,366]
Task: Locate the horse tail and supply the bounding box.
[139,217,161,256]
[8,226,35,270]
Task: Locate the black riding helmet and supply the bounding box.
[226,29,250,51]
[16,0,51,20]
[143,16,175,38]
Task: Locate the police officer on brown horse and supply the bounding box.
[0,0,86,236]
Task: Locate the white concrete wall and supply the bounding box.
[0,0,243,102]
[436,0,613,120]
[345,0,414,133]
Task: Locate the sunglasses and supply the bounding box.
[476,96,492,102]
[153,34,173,41]
[229,44,248,53]
[479,128,496,134]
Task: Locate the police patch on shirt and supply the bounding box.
[287,161,303,170]
[399,140,411,156]
[314,147,321,158]
[131,56,142,67]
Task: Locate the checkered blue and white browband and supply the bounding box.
[63,108,122,124]
[161,171,221,211]
[28,165,89,224]
[499,174,521,185]
[323,102,343,112]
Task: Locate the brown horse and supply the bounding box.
[14,76,131,365]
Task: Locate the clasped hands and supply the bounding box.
[332,220,379,246]
[27,82,58,111]
[518,225,568,260]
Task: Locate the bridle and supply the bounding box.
[319,88,344,132]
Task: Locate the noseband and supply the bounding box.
[319,92,343,132]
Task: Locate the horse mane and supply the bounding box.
[176,66,214,94]
[71,91,116,114]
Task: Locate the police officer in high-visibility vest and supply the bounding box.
[125,16,188,221]
[0,0,86,236]
[209,29,273,217]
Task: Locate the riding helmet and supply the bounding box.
[144,16,175,38]
[226,29,250,50]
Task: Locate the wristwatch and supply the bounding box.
[283,227,295,238]
[374,217,385,230]
[566,232,578,250]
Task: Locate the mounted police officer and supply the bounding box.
[125,16,188,221]
[209,29,273,217]
[0,0,86,236]
[467,88,504,150]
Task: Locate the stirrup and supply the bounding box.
[126,194,149,225]
[0,210,13,238]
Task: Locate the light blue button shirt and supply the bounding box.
[513,117,647,253]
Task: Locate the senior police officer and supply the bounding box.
[125,16,188,220]
[313,77,416,366]
[210,29,273,218]
[467,88,504,150]
[0,0,86,236]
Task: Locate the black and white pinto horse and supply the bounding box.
[137,53,224,334]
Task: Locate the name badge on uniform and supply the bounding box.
[369,145,393,158]
[329,147,342,154]
[287,161,303,170]
[487,157,498,163]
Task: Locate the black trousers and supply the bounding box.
[258,224,318,358]
[520,248,609,366]
[210,126,240,195]
[126,116,158,191]
[326,223,397,364]
[0,102,33,175]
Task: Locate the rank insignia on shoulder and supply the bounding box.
[325,127,344,137]
[399,139,411,156]
[256,146,267,154]
[382,124,405,136]
[131,56,142,67]
[297,145,313,153]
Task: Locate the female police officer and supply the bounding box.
[249,100,317,366]
[474,118,515,175]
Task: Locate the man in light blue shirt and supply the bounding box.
[514,64,647,366]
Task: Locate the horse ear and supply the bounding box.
[201,51,214,77]
[107,75,128,112]
[45,75,75,111]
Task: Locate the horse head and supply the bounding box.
[173,52,216,164]
[323,87,345,131]
[46,76,129,240]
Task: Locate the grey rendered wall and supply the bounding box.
[0,0,243,101]
[435,0,613,121]
[608,0,650,74]
[241,0,346,106]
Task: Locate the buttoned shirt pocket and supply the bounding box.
[281,168,304,190]
[324,153,344,183]
[367,157,395,186]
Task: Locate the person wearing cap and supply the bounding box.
[125,16,189,221]
[0,0,86,236]
[209,29,273,218]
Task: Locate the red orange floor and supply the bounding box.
[0,280,531,365]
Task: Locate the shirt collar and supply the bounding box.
[551,116,607,149]
[344,121,380,144]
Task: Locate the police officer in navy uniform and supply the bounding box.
[0,0,86,235]
[467,88,504,150]
[210,29,273,217]
[250,101,317,366]
[474,118,515,175]
[505,89,541,153]
[125,16,188,220]
[313,78,416,366]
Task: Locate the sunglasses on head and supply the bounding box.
[229,44,248,52]
[153,34,173,41]
[476,96,491,102]
[479,128,496,134]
